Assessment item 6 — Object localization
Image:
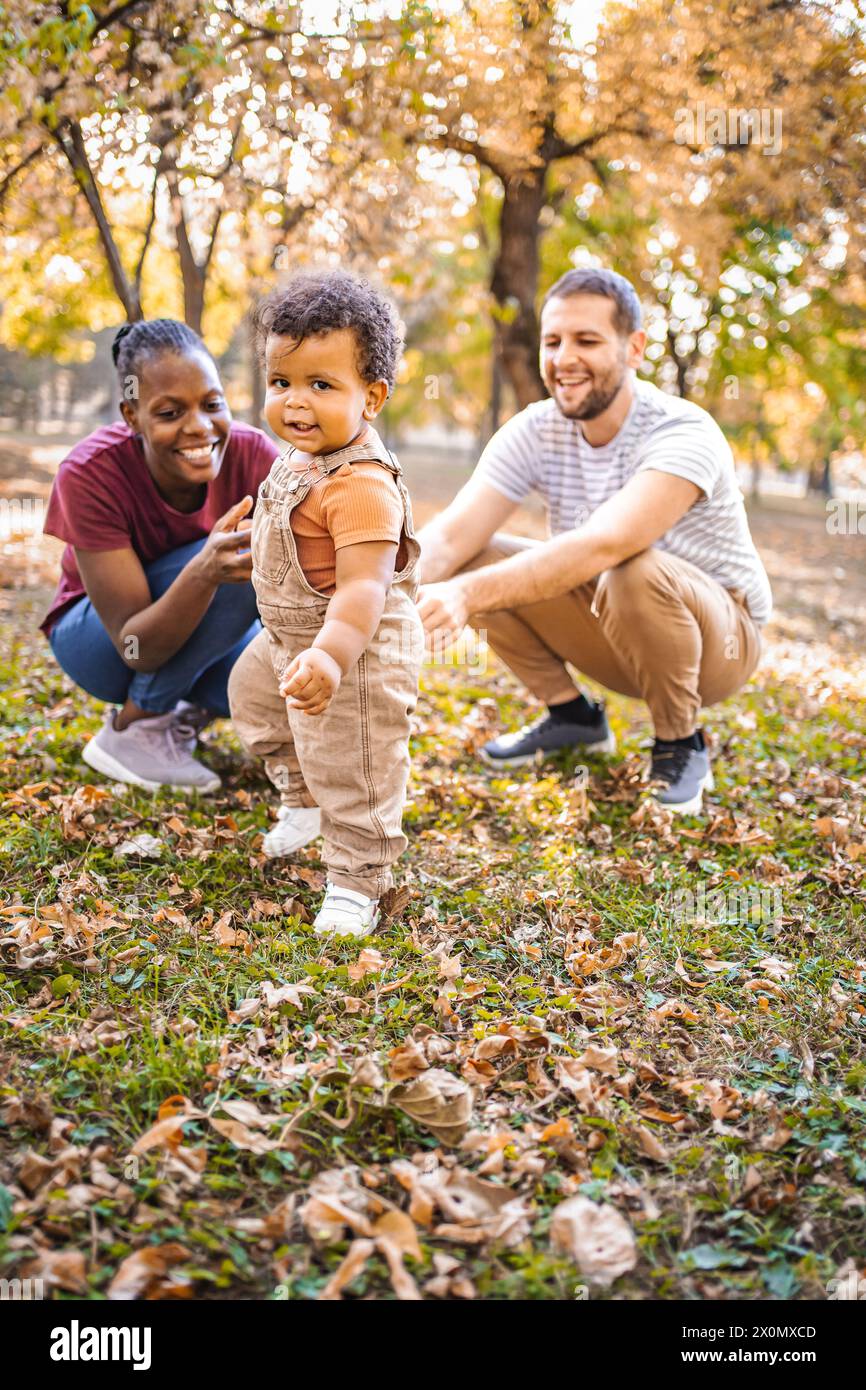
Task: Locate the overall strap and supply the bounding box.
[286,428,401,479]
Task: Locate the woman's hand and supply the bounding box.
[194,496,254,585]
[280,648,342,715]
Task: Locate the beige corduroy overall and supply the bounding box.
[229,433,423,898]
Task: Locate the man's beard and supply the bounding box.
[553,358,628,421]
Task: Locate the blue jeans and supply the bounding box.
[49,539,262,717]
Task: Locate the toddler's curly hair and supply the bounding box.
[251,270,402,393]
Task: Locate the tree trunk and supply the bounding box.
[666,327,689,398]
[54,122,142,322]
[750,449,761,500]
[807,457,833,496]
[181,266,206,337]
[822,456,832,498]
[490,167,547,409]
[489,346,503,441]
[167,171,206,334]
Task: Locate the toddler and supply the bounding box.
[229,271,423,937]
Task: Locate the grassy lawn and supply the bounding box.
[1,572,864,1302]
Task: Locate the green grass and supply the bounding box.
[1,592,864,1301]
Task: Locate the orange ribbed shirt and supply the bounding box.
[290,460,407,595]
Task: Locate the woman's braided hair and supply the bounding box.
[111,319,212,383]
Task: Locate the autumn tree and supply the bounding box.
[304,0,866,407]
[0,1,361,339]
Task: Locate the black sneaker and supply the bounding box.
[480,708,616,769]
[649,731,714,814]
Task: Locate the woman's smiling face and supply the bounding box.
[264,329,387,456]
[121,349,232,489]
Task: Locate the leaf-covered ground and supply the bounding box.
[0,505,864,1302]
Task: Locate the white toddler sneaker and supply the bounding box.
[262,805,322,859]
[313,884,379,938]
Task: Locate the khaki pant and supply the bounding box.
[460,536,762,741]
[229,434,423,898]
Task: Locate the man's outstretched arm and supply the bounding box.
[417,476,518,584]
[418,469,701,638]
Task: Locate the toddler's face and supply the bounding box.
[264,328,387,456]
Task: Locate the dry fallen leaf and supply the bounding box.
[760,1124,794,1152]
[373,1209,424,1261]
[390,1157,531,1247]
[632,1125,670,1162]
[389,1068,473,1146]
[648,998,701,1026]
[18,1149,56,1195]
[473,1034,518,1062]
[554,1058,601,1113]
[319,1238,376,1300]
[638,1105,685,1125]
[550,1195,637,1286]
[22,1249,88,1294]
[388,1037,429,1080]
[208,1117,280,1153]
[301,1166,378,1243]
[577,1043,619,1075]
[814,816,849,845]
[261,980,317,1010]
[674,958,711,990]
[107,1243,192,1300]
[130,1096,207,1176]
[114,834,164,859]
[212,912,249,948]
[213,1099,277,1129]
[347,948,391,982]
[130,1114,190,1157]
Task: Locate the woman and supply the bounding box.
[41,318,279,793]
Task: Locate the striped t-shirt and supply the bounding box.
[475,376,772,624]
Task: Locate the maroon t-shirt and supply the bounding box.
[40,420,279,635]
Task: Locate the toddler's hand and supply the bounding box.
[280,648,342,715]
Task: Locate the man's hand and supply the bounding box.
[417,576,473,646]
[280,648,342,715]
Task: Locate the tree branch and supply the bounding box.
[544,130,604,163]
[166,165,199,290]
[51,119,140,319]
[0,143,46,215]
[197,120,241,278]
[91,1,155,38]
[134,163,160,291]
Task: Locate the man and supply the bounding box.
[417,267,771,814]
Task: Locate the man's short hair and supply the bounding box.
[541,268,642,337]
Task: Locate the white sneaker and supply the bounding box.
[82,708,221,793]
[313,884,379,938]
[262,805,322,859]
